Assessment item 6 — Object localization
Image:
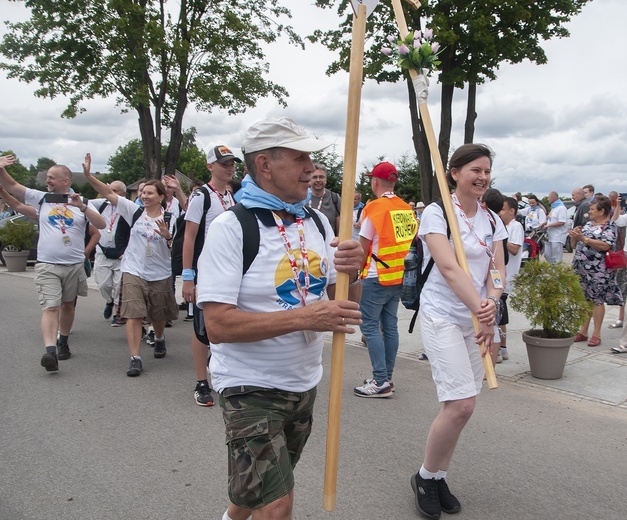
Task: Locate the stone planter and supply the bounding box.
[2,249,30,272]
[522,329,574,380]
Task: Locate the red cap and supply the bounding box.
[366,162,398,181]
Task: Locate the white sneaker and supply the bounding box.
[499,347,509,360]
[496,354,503,364]
[354,379,393,398]
[608,320,623,329]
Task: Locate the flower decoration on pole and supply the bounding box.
[382,28,443,76]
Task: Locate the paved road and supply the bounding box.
[1,271,627,519]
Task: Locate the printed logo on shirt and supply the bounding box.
[275,250,329,308]
[47,206,75,229]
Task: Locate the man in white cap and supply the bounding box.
[354,162,417,398]
[181,144,241,407]
[196,117,365,520]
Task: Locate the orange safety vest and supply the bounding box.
[361,196,417,286]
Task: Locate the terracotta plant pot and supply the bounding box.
[522,329,574,380]
[2,249,30,272]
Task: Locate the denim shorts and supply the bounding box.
[219,385,316,509]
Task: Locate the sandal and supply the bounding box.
[608,320,623,329]
[573,333,588,342]
[418,353,429,361]
[587,336,601,347]
[611,345,627,354]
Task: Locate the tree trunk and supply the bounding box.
[438,82,454,175]
[407,77,439,205]
[137,104,161,179]
[464,83,477,144]
[164,85,188,176]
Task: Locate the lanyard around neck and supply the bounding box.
[271,211,309,306]
[308,189,325,210]
[452,193,497,268]
[209,182,234,211]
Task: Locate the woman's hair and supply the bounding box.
[143,179,167,209]
[592,195,611,216]
[446,143,494,188]
[527,194,539,203]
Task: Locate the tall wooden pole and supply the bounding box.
[323,2,368,511]
[390,0,498,388]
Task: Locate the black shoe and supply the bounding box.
[57,342,71,360]
[145,330,155,346]
[41,351,59,372]
[154,338,167,358]
[127,357,143,377]
[103,301,114,319]
[184,313,194,322]
[165,320,172,328]
[437,478,461,514]
[179,301,187,310]
[194,381,215,407]
[411,473,441,519]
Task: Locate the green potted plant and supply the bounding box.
[0,218,37,272]
[510,260,591,379]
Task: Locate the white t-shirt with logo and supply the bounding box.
[92,198,121,248]
[184,185,234,238]
[196,209,337,393]
[419,201,508,327]
[25,188,95,265]
[505,219,524,293]
[116,197,172,281]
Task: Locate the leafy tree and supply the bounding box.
[0,150,32,186]
[1,0,302,179]
[177,127,209,183]
[29,157,57,178]
[107,139,147,185]
[311,0,590,203]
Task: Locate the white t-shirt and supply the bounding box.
[25,188,95,265]
[184,185,234,238]
[505,219,524,293]
[521,205,546,230]
[92,198,122,248]
[359,216,380,278]
[419,201,508,327]
[116,197,172,281]
[546,204,569,244]
[196,209,337,393]
[616,214,627,252]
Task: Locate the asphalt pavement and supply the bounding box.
[1,265,626,520]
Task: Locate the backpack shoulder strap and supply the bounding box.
[98,200,109,214]
[131,207,145,227]
[230,203,260,275]
[200,185,212,212]
[303,206,326,241]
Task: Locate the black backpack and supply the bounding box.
[402,200,497,333]
[170,186,212,276]
[192,204,327,345]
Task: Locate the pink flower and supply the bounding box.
[381,47,392,56]
[387,35,396,44]
[424,28,433,39]
[432,42,440,53]
[413,30,422,40]
[399,44,410,55]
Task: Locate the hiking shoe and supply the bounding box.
[57,342,71,360]
[41,351,59,372]
[184,313,194,322]
[496,353,502,364]
[499,347,509,360]
[103,301,114,319]
[165,320,172,328]
[411,473,441,519]
[194,381,215,407]
[154,338,167,358]
[437,478,461,514]
[145,330,155,346]
[127,357,143,377]
[363,377,395,393]
[111,316,121,327]
[354,379,392,398]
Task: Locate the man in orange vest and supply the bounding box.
[354,162,417,398]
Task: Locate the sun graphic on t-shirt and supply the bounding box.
[275,250,329,307]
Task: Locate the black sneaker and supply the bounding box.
[411,473,441,519]
[41,351,59,372]
[437,478,461,514]
[127,357,143,377]
[154,338,166,358]
[145,330,155,346]
[57,342,71,360]
[194,381,215,407]
[184,313,194,322]
[103,301,114,319]
[165,320,172,328]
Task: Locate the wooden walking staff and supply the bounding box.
[390,0,498,389]
[323,0,380,511]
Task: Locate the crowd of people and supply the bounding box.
[2,125,626,520]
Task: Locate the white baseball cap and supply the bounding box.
[241,117,331,155]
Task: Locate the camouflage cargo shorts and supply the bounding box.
[219,385,316,509]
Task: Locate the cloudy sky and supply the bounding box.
[1,0,626,199]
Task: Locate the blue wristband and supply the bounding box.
[181,268,196,282]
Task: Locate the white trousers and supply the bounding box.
[93,250,122,304]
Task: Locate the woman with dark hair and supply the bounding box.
[411,143,507,519]
[82,154,178,376]
[569,195,623,347]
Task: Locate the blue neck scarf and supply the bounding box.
[237,174,311,218]
[550,199,565,209]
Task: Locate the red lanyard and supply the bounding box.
[452,194,497,269]
[308,189,325,210]
[55,204,68,235]
[271,212,309,306]
[209,182,234,211]
[107,206,119,233]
